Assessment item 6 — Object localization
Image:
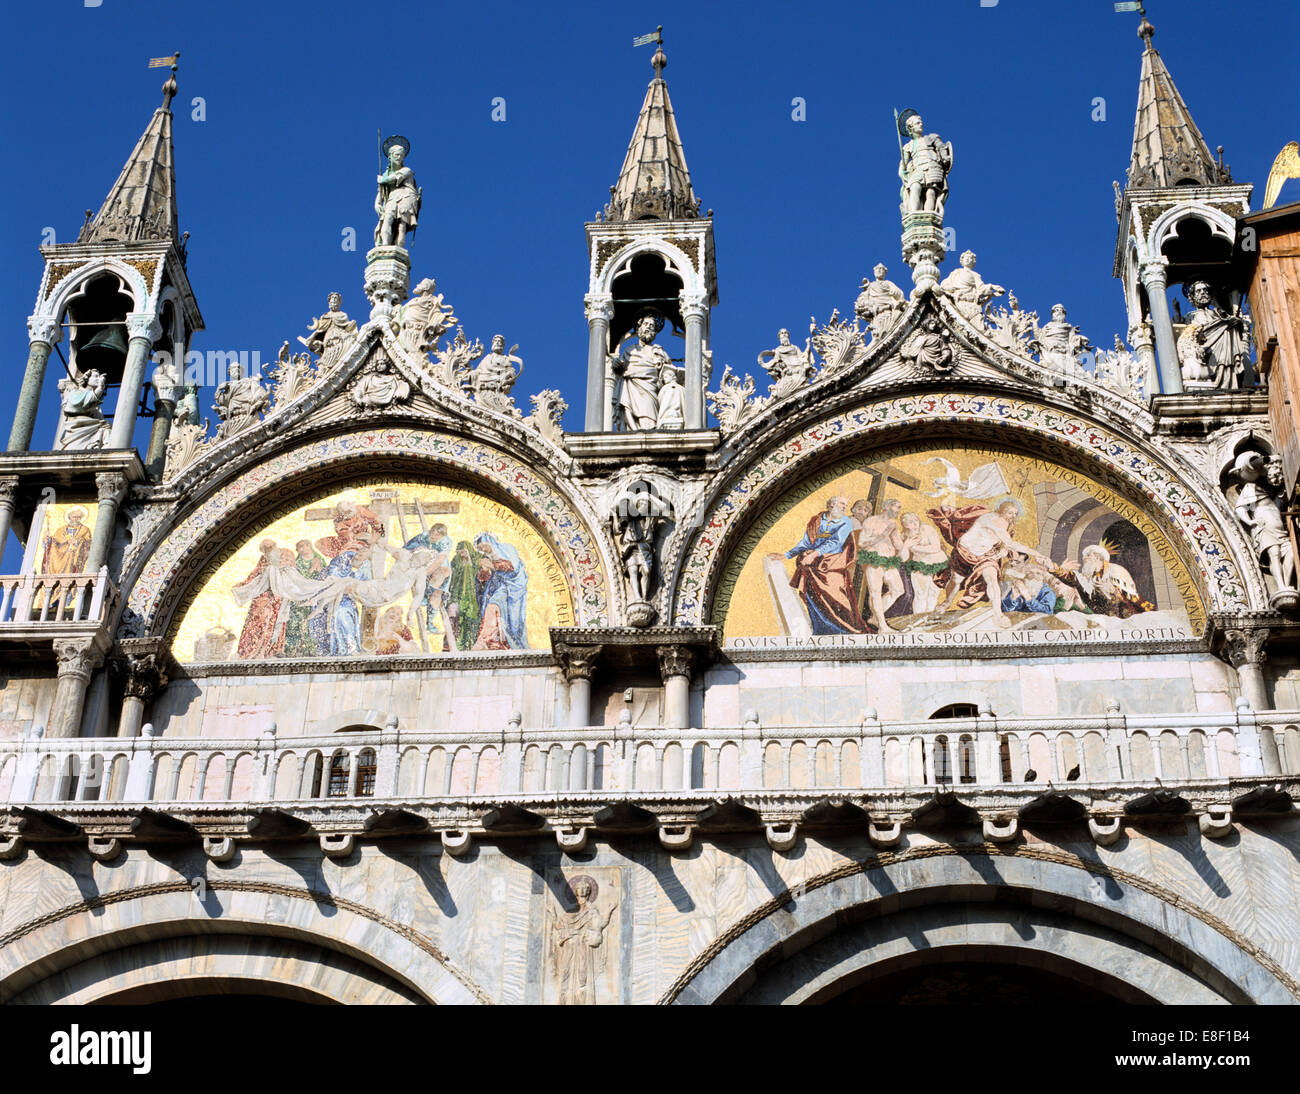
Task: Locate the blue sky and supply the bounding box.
[1,0,1296,568]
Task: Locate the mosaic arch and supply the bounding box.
[124,428,609,640]
[672,391,1256,631]
[714,440,1204,650]
[171,477,574,663]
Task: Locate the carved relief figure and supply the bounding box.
[350,349,411,408]
[212,363,270,440]
[854,264,907,337]
[55,369,110,451]
[301,292,358,372]
[610,480,674,612]
[939,250,1004,325]
[902,317,954,373]
[1232,450,1296,605]
[374,135,421,248]
[757,326,816,400]
[549,875,617,1006]
[1177,280,1251,389]
[899,112,952,218]
[611,313,670,431]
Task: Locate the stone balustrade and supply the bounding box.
[3,707,1299,807]
[0,568,118,627]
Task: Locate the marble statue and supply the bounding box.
[54,369,109,451]
[656,366,686,429]
[609,479,675,620]
[164,386,210,480]
[213,363,270,440]
[374,136,422,248]
[350,348,411,408]
[174,382,201,427]
[473,336,523,399]
[1177,281,1252,390]
[398,278,457,358]
[939,250,1004,325]
[854,264,907,337]
[899,112,952,218]
[757,325,816,400]
[1031,304,1092,373]
[1232,450,1296,608]
[611,314,671,431]
[301,292,358,372]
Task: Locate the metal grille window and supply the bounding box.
[327,752,350,798]
[354,749,377,797]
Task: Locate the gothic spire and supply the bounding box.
[605,36,701,222]
[79,60,181,245]
[1127,16,1231,189]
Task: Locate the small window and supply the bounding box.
[354,749,377,797]
[327,752,350,798]
[934,735,952,783]
[931,703,979,719]
[959,735,977,784]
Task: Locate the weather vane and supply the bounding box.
[632,26,663,48]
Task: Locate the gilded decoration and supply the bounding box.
[44,262,86,300]
[714,441,1204,651]
[123,428,609,637]
[30,501,99,574]
[673,391,1250,627]
[172,477,574,663]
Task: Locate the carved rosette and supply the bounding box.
[54,638,103,683]
[656,644,694,681]
[1221,628,1267,668]
[554,643,603,682]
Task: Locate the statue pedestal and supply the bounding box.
[901,212,946,295]
[626,600,657,628]
[364,246,411,321]
[1269,588,1300,615]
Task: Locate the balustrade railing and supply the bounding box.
[3,709,1299,807]
[0,568,119,627]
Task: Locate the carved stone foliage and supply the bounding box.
[809,309,869,379]
[428,328,483,394]
[123,651,169,700]
[707,365,763,434]
[656,644,693,679]
[53,637,102,681]
[554,642,603,681]
[269,342,318,412]
[1222,627,1267,668]
[524,390,568,445]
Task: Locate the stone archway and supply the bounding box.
[661,847,1299,1005]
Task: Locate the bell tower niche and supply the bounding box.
[583,31,717,433]
[1112,15,1253,397]
[8,54,203,471]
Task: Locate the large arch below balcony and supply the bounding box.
[660,846,1299,1005]
[0,880,489,1005]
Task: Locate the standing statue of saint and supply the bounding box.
[301,292,358,372]
[1031,304,1092,373]
[854,264,907,337]
[898,111,953,218]
[374,135,422,248]
[939,250,1004,325]
[213,363,270,440]
[757,326,817,400]
[610,313,671,431]
[1232,450,1296,603]
[1177,280,1252,390]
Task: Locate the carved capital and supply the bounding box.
[124,652,168,700]
[95,471,128,506]
[1222,628,1268,668]
[678,291,708,322]
[54,637,103,681]
[125,312,163,344]
[27,314,61,347]
[584,293,615,324]
[1138,259,1169,291]
[0,476,19,508]
[554,642,603,682]
[656,644,694,681]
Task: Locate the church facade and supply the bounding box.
[1,23,1299,1005]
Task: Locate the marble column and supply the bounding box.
[87,472,128,574]
[118,646,167,737]
[49,637,104,738]
[584,294,614,431]
[145,385,177,480]
[8,316,61,452]
[680,292,708,429]
[107,313,162,450]
[1224,628,1279,774]
[1139,261,1182,395]
[657,644,694,731]
[0,476,19,562]
[555,643,602,729]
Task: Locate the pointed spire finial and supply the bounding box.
[1138,14,1155,47]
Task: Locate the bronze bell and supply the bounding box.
[77,324,129,371]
